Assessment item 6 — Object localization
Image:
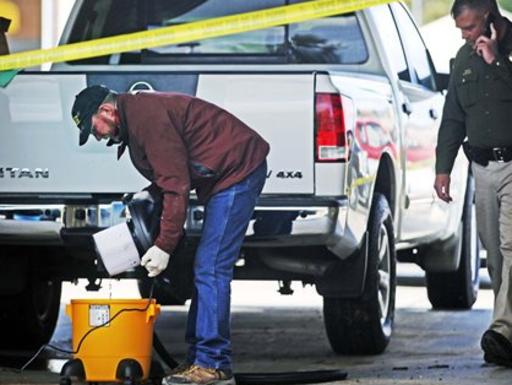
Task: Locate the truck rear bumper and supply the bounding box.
[0,197,350,250]
[186,197,348,247]
[0,219,63,245]
[0,205,64,245]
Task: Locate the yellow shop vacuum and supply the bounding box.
[59,298,161,385]
[59,190,165,385]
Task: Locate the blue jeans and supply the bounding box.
[185,161,267,371]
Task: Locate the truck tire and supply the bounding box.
[426,174,480,309]
[323,193,396,354]
[0,278,62,349]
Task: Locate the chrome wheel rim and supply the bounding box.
[377,224,391,325]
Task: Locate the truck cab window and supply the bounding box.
[147,0,285,57]
[67,0,141,64]
[288,14,367,64]
[66,0,367,65]
[69,0,140,42]
[390,3,436,91]
[147,0,366,64]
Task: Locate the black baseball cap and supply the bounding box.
[71,85,110,146]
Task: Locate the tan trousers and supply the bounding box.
[473,161,512,341]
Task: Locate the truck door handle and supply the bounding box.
[402,102,413,115]
[429,108,439,120]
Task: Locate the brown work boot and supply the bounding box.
[163,364,235,385]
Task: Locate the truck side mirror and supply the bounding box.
[449,57,455,72]
[0,17,11,55]
[435,73,450,92]
[435,58,454,92]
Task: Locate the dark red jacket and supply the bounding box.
[117,92,269,253]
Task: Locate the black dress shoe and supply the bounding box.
[481,330,512,367]
[484,352,512,367]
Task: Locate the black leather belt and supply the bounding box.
[465,144,512,166]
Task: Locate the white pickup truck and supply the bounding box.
[0,0,478,355]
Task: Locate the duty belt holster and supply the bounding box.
[463,142,512,166]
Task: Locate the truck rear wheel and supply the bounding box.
[0,278,62,350]
[426,174,480,309]
[323,193,396,354]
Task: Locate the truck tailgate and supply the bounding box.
[0,73,315,197]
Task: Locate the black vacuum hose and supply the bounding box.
[153,331,179,370]
[234,370,347,385]
[152,332,347,385]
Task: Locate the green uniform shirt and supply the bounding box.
[436,18,512,174]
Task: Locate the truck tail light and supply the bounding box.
[315,93,353,162]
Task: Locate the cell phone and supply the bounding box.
[484,13,495,38]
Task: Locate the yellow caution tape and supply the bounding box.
[351,174,376,188]
[346,174,375,197]
[0,0,393,71]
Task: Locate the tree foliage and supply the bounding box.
[499,0,512,12]
[403,0,512,24]
[404,0,512,24]
[402,0,451,24]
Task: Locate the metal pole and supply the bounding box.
[0,17,10,55]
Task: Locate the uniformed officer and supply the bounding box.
[435,0,512,367]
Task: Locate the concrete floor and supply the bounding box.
[0,264,510,385]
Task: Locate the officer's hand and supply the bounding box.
[475,23,498,64]
[141,245,170,277]
[434,174,453,203]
